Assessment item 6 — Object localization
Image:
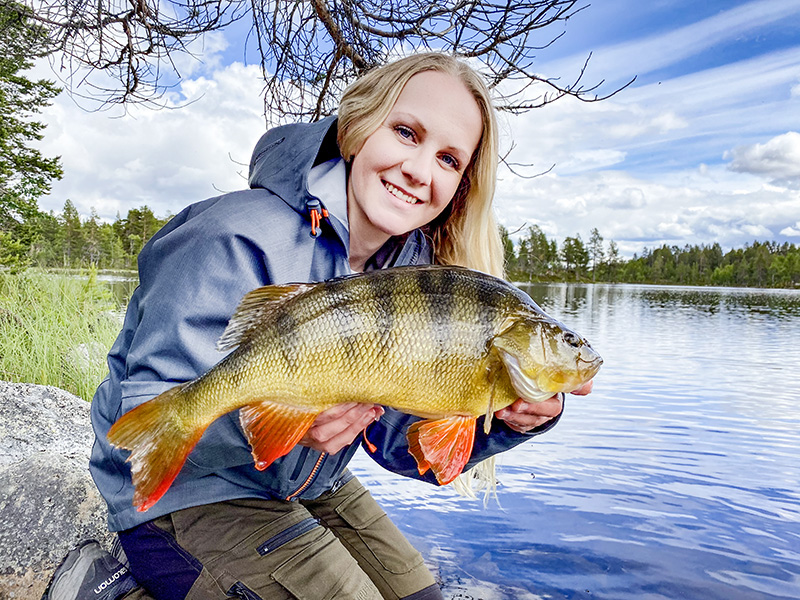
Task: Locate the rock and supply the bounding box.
[0,382,112,599]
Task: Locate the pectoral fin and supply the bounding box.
[406,416,476,485]
[239,401,318,470]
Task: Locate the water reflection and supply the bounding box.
[351,283,800,600]
[523,282,800,323]
[96,271,139,306]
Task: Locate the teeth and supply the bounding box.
[384,181,419,204]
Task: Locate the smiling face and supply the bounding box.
[346,70,483,269]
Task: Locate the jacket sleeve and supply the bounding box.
[116,199,272,471]
[362,404,563,485]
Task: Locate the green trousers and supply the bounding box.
[122,476,439,600]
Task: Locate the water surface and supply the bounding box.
[349,283,800,599]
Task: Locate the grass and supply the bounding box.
[0,268,123,401]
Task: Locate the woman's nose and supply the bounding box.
[400,151,433,187]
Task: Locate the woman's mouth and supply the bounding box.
[383,181,421,205]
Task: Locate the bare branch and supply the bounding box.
[15,0,633,118]
[499,141,554,179]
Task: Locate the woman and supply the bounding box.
[46,52,576,600]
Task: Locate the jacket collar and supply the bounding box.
[247,116,339,216]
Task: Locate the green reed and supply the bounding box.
[0,269,122,401]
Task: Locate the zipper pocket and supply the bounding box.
[227,581,263,599]
[256,517,320,556]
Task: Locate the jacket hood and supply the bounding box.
[248,116,340,215]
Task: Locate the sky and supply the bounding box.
[32,0,800,257]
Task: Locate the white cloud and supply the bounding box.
[500,41,800,186]
[725,132,800,186]
[657,220,694,238]
[780,223,800,236]
[499,94,689,178]
[605,187,646,209]
[496,164,800,256]
[38,61,267,220]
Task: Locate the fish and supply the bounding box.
[108,265,603,511]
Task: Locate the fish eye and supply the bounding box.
[562,331,581,348]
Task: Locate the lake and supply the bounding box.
[346,283,800,600]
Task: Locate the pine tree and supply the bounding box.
[0,1,62,268]
[588,228,604,282]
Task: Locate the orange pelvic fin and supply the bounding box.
[239,401,318,470]
[107,384,205,513]
[406,416,476,485]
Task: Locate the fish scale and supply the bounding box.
[107,265,602,511]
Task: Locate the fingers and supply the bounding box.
[494,380,595,433]
[571,380,594,396]
[299,403,384,454]
[495,394,563,434]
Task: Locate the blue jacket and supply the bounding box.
[90,116,555,532]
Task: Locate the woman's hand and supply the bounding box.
[298,403,384,454]
[495,380,594,433]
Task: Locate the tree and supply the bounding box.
[561,235,588,279]
[83,208,102,264]
[28,210,60,266]
[499,225,516,274]
[606,239,620,282]
[115,206,168,264]
[522,224,557,279]
[587,227,604,282]
[15,0,631,116]
[59,199,84,267]
[0,0,63,267]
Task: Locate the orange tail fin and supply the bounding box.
[107,385,205,512]
[406,416,476,485]
[239,401,318,470]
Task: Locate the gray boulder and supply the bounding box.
[0,382,112,599]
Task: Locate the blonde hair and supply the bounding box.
[337,52,505,278]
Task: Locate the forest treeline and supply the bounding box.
[503,225,800,288]
[7,200,171,271]
[9,201,800,289]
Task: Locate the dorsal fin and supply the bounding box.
[216,283,315,352]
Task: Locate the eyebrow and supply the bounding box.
[392,112,427,136]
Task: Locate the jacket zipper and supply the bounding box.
[285,452,326,501]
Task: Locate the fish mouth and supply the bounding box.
[578,352,603,379]
[384,180,423,205]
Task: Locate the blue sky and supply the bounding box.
[35,0,800,257]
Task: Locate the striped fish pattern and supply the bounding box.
[108,265,602,511]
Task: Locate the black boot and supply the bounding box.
[40,539,139,600]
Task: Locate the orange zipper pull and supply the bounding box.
[307,201,328,238]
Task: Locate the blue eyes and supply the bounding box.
[396,125,414,140]
[394,125,460,170]
[440,154,458,169]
